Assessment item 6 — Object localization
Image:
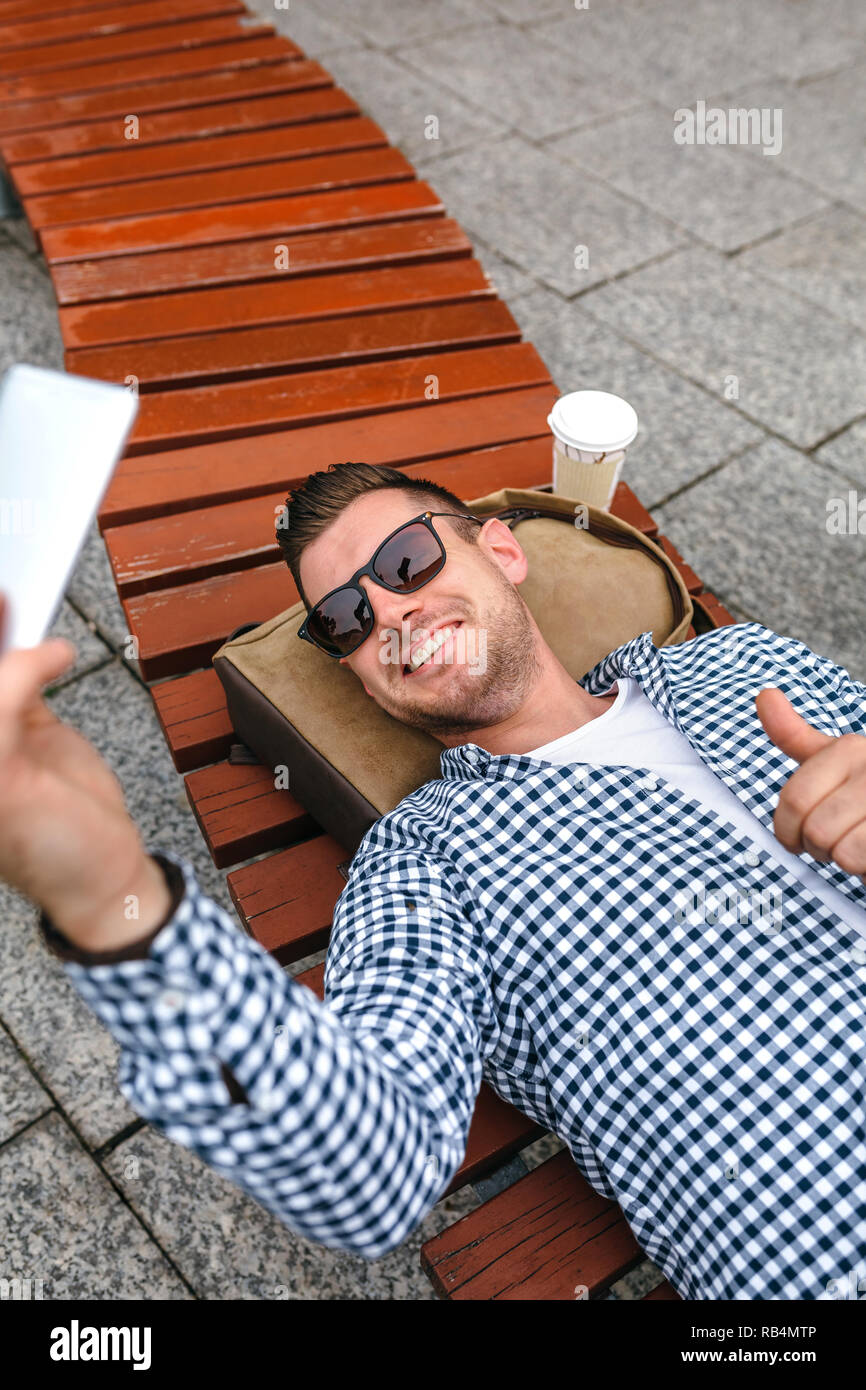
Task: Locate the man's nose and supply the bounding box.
[359,575,425,640]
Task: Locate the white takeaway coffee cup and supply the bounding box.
[548,390,639,510]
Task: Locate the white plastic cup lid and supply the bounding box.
[547,389,638,454]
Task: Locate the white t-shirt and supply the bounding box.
[527,676,866,940]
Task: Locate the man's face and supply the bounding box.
[298,489,544,740]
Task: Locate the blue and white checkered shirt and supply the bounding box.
[55,623,866,1300]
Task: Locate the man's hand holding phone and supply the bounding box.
[0,595,171,950]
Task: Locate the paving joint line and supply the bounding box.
[0,1016,200,1298]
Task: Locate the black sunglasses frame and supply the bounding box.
[297,509,486,658]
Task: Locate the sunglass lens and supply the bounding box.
[308,587,372,655]
[374,521,442,589]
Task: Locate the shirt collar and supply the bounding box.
[439,629,663,782]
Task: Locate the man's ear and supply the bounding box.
[362,682,372,696]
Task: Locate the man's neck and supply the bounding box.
[439,678,619,757]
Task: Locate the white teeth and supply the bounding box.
[408,625,454,672]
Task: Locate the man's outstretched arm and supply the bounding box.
[0,601,498,1258]
[41,844,498,1259]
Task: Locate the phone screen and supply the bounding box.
[0,364,138,652]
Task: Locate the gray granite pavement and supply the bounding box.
[1,0,864,1302]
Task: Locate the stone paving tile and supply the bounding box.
[0,236,63,377]
[65,518,141,670]
[0,1026,52,1144]
[0,216,38,256]
[606,1260,667,1300]
[704,66,866,215]
[414,132,690,297]
[472,237,539,303]
[285,0,484,50]
[395,15,649,141]
[508,286,765,509]
[474,0,578,21]
[253,0,370,57]
[0,1111,191,1299]
[815,418,866,490]
[535,0,866,108]
[0,171,22,217]
[0,877,141,1147]
[44,601,114,691]
[734,206,866,334]
[104,1123,479,1300]
[578,246,866,449]
[305,44,506,163]
[547,101,830,253]
[653,437,866,681]
[815,0,866,39]
[519,1129,566,1170]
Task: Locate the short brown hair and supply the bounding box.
[275,462,481,609]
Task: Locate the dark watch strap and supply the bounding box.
[38,853,186,965]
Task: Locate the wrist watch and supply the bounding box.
[38,852,186,965]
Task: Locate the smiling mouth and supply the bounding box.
[403,621,463,679]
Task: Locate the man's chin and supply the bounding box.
[383,674,494,735]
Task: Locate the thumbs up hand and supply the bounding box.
[755,687,866,880]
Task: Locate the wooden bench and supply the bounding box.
[0,0,738,1300]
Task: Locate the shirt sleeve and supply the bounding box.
[41,838,500,1260]
[778,629,866,735]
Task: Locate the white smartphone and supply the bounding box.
[0,364,138,653]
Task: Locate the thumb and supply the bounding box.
[755,687,834,764]
[0,594,76,729]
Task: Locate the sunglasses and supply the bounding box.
[297,510,485,658]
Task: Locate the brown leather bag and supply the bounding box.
[212,486,693,857]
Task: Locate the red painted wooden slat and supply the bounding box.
[60,253,483,349]
[51,217,471,305]
[0,31,293,108]
[124,343,551,453]
[184,762,317,868]
[122,559,288,679]
[691,590,738,629]
[420,1149,644,1300]
[228,835,349,957]
[14,115,381,195]
[66,298,522,390]
[0,0,206,22]
[25,142,408,230]
[0,57,330,139]
[105,437,555,598]
[0,0,244,55]
[151,667,235,772]
[608,479,658,536]
[98,387,558,526]
[3,87,359,172]
[0,15,252,77]
[654,534,703,594]
[43,179,442,263]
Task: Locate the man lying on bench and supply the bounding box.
[1,461,865,1301]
